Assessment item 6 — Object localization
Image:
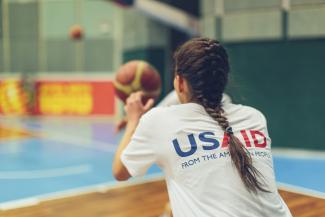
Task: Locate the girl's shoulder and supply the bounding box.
[225,103,267,126]
[140,106,170,123]
[141,103,192,123]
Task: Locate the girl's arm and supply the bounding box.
[112,120,138,181]
[112,92,154,181]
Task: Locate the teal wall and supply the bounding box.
[225,39,325,150]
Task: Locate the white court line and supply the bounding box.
[277,182,325,199]
[44,132,118,153]
[272,148,325,160]
[0,173,164,211]
[0,198,39,210]
[1,174,324,211]
[0,164,91,179]
[33,120,119,153]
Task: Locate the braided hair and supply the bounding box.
[174,37,268,193]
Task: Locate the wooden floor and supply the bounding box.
[1,180,324,217]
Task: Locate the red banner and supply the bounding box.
[0,79,116,116]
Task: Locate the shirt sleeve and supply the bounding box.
[257,109,272,146]
[157,90,179,107]
[120,111,157,177]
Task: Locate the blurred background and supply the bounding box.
[0,0,324,216]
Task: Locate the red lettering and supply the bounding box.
[250,130,267,148]
[240,130,251,147]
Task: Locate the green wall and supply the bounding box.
[9,1,38,73]
[0,0,3,72]
[41,0,119,72]
[226,39,325,150]
[223,0,281,12]
[0,0,122,73]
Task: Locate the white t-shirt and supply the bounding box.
[121,102,292,217]
[158,90,232,107]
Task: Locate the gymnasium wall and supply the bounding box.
[201,1,325,150]
[226,39,325,151]
[0,0,123,73]
[9,1,38,73]
[0,0,3,72]
[121,8,170,97]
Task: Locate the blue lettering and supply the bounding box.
[199,131,220,150]
[181,157,200,169]
[172,134,197,157]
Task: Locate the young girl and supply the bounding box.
[113,37,292,217]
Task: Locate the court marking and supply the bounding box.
[272,148,325,160]
[278,182,325,200]
[0,164,91,179]
[44,132,118,153]
[0,118,119,153]
[272,150,325,199]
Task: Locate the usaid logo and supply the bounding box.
[172,130,267,157]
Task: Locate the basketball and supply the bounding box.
[114,60,162,103]
[69,24,83,40]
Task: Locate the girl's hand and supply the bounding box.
[124,91,154,125]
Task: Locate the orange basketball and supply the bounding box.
[114,60,162,103]
[69,25,83,40]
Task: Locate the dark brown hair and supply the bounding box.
[174,37,268,193]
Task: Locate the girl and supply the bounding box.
[113,37,292,217]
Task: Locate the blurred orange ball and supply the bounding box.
[114,60,162,103]
[69,25,83,40]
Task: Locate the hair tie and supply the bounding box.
[225,126,234,135]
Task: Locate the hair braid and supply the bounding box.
[203,103,269,193]
[174,37,269,193]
